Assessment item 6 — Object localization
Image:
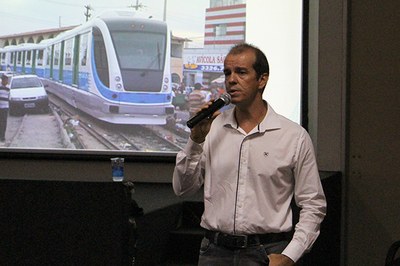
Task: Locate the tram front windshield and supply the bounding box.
[112,32,166,71]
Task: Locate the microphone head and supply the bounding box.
[220,93,231,105]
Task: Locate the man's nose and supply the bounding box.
[226,73,237,84]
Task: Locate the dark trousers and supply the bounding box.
[0,108,8,140]
[198,237,289,266]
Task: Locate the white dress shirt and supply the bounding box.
[173,103,326,262]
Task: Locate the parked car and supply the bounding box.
[8,74,49,115]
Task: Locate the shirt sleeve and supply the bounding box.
[281,130,327,262]
[172,138,205,197]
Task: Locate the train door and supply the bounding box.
[25,50,33,74]
[5,52,11,71]
[0,52,5,70]
[31,50,36,74]
[49,45,55,79]
[63,38,73,85]
[47,45,53,79]
[53,43,62,81]
[16,51,22,73]
[59,41,65,82]
[79,33,89,91]
[36,49,45,77]
[22,51,26,73]
[72,35,80,87]
[12,52,16,71]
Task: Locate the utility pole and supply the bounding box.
[163,0,167,21]
[84,5,92,22]
[129,0,144,11]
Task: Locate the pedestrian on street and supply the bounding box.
[188,83,210,118]
[0,74,10,143]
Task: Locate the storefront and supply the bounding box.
[182,48,228,89]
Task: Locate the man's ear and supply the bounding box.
[258,73,269,89]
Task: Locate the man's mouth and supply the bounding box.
[227,89,239,95]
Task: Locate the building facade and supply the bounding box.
[0,26,76,48]
[182,0,246,89]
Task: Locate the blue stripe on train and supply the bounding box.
[90,45,171,104]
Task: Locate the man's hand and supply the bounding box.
[268,254,295,266]
[189,101,221,143]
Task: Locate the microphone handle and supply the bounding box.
[186,99,225,128]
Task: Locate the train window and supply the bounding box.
[93,27,109,87]
[46,46,52,66]
[54,43,60,66]
[37,50,43,66]
[215,24,227,36]
[64,38,73,66]
[79,33,88,67]
[111,32,166,70]
[26,50,31,66]
[17,51,22,65]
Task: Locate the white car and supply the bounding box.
[9,74,49,115]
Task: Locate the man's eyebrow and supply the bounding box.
[234,66,248,72]
[223,66,248,73]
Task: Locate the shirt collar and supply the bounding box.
[222,102,282,132]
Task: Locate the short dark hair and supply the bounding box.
[227,42,269,79]
[194,83,202,90]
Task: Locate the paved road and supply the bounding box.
[1,111,71,149]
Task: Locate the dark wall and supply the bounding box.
[0,180,130,265]
[0,172,340,266]
[0,180,202,265]
[346,0,400,264]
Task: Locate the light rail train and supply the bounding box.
[0,10,175,125]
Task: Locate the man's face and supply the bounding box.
[223,49,267,106]
[1,77,8,86]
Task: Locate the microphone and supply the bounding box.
[186,93,231,129]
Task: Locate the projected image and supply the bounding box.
[0,0,302,155]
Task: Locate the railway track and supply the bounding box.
[4,111,70,149]
[1,93,190,152]
[48,93,185,152]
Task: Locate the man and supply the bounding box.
[0,74,10,143]
[173,43,326,266]
[188,83,211,118]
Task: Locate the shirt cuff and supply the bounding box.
[184,137,204,155]
[281,240,305,263]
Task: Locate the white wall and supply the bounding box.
[246,0,303,124]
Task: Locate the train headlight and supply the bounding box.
[116,83,123,90]
[162,77,169,92]
[115,76,121,82]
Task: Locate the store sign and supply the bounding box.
[183,54,226,72]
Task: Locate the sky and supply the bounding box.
[0,0,209,44]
